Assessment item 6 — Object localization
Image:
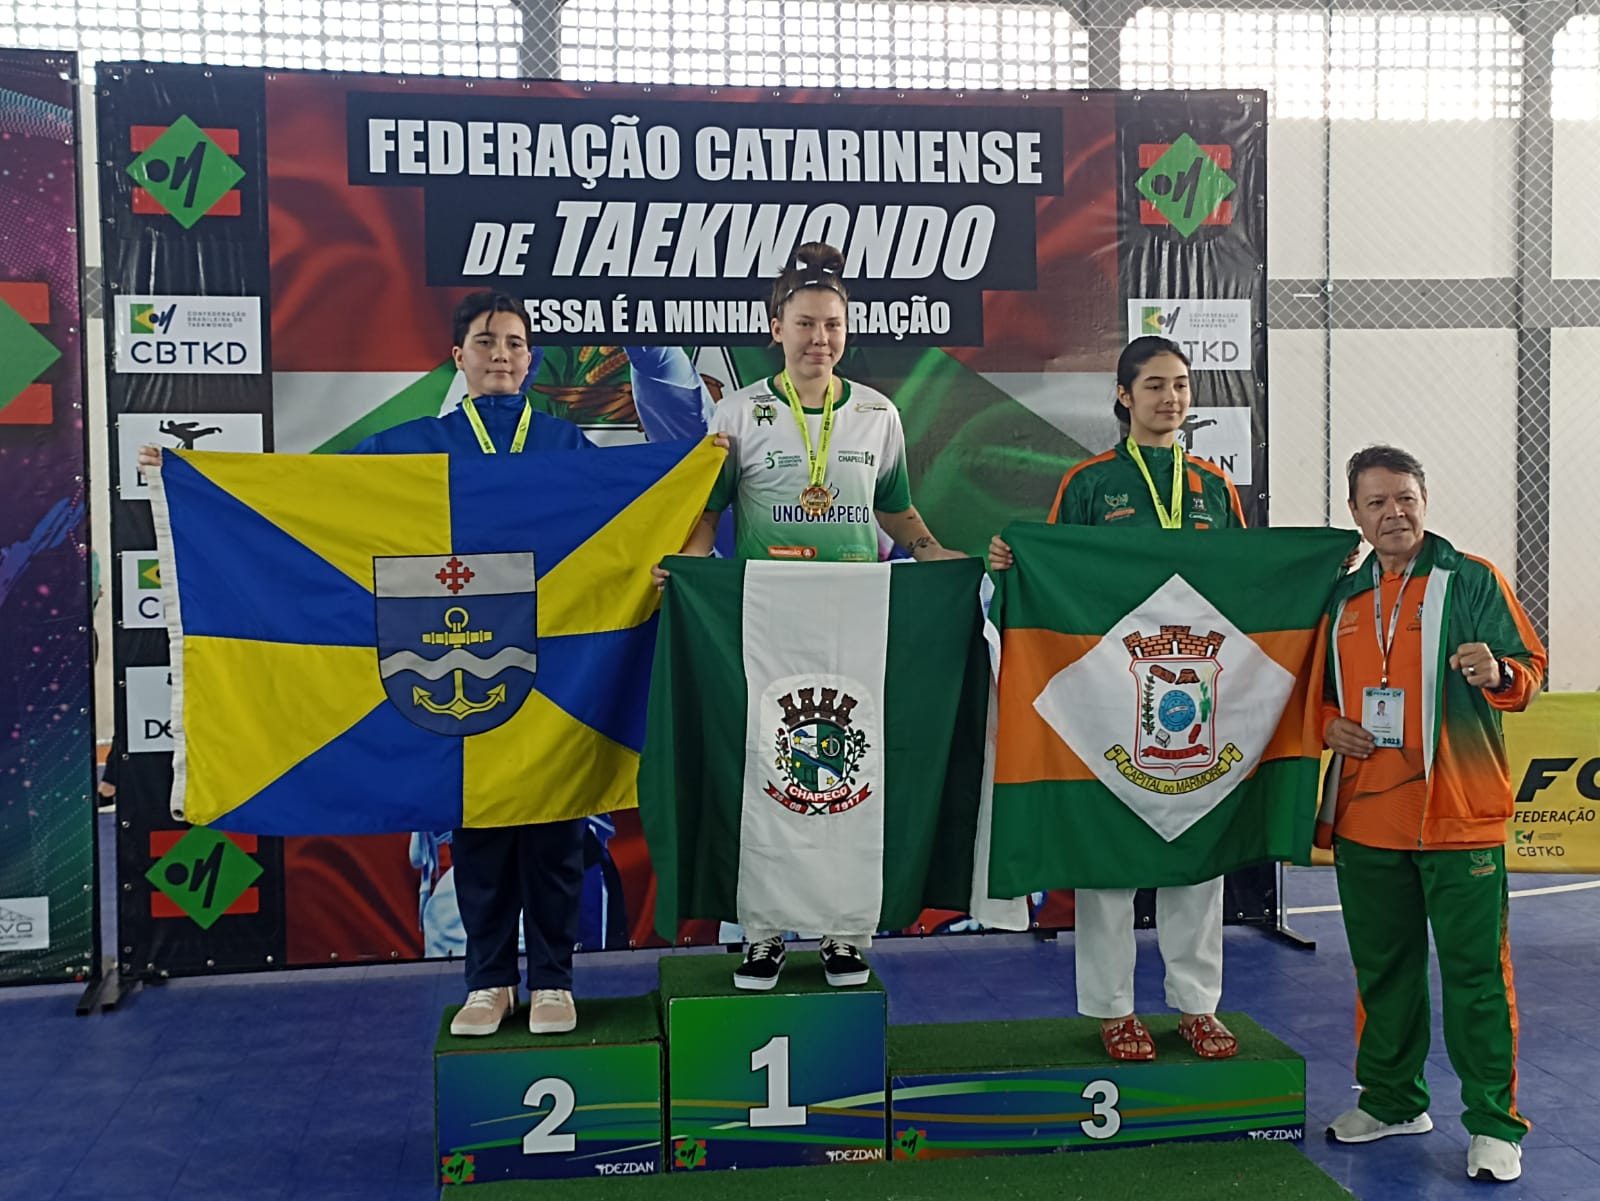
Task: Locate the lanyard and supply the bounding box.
[462,396,533,455]
[1125,437,1185,529]
[777,370,837,488]
[1371,555,1419,688]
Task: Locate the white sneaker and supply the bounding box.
[450,986,516,1036]
[1326,1106,1433,1144]
[529,988,577,1034]
[1466,1135,1522,1182]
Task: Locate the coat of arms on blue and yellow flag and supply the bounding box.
[148,438,724,835]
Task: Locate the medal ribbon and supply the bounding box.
[778,370,837,491]
[1125,437,1185,529]
[462,396,533,455]
[1371,554,1419,689]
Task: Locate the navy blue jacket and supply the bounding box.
[352,393,592,455]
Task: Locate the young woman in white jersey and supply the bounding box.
[653,241,963,989]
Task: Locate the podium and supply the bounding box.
[434,993,663,1187]
[429,969,1308,1190]
[660,952,887,1171]
[887,1012,1306,1160]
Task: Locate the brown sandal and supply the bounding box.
[1100,1016,1156,1061]
[1178,1014,1238,1059]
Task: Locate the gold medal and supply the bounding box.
[778,370,838,515]
[799,484,833,515]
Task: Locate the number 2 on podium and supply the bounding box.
[749,1035,807,1128]
[522,1077,577,1154]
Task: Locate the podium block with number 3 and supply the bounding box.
[433,994,664,1187]
[888,1013,1306,1160]
[661,953,887,1171]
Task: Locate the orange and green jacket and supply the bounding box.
[1315,532,1546,849]
[1047,442,1245,530]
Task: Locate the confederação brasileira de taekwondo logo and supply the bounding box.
[766,685,872,816]
[374,553,537,736]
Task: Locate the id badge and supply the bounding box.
[1362,687,1405,748]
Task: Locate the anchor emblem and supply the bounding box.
[412,607,506,720]
[374,552,538,737]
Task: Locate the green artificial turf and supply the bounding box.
[466,1139,1350,1200]
[888,1011,1299,1075]
[659,951,886,1000]
[434,991,661,1053]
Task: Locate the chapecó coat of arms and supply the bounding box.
[765,686,872,816]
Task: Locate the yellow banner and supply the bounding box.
[1309,692,1600,871]
[1504,692,1600,872]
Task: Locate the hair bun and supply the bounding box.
[793,241,845,277]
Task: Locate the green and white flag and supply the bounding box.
[640,557,989,940]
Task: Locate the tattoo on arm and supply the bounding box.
[907,535,936,554]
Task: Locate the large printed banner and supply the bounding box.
[0,50,95,986]
[1505,693,1600,871]
[99,64,1268,977]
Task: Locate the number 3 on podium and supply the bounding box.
[748,1035,807,1128]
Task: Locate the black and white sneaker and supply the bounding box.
[819,937,870,987]
[734,936,785,990]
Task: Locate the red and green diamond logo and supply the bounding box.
[146,827,262,930]
[895,1126,929,1159]
[127,116,244,228]
[673,1138,707,1170]
[0,282,59,425]
[1137,134,1236,237]
[440,1152,475,1185]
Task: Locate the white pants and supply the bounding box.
[1073,877,1223,1018]
[743,927,874,949]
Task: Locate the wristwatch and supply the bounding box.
[1490,658,1515,694]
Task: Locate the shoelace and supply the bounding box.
[532,988,569,1007]
[823,939,860,960]
[462,988,507,1011]
[747,938,782,962]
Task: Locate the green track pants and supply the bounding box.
[1333,837,1527,1142]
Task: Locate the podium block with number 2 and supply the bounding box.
[661,953,887,1171]
[433,994,663,1187]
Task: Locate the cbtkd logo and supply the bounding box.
[127,340,252,368]
[129,302,177,336]
[115,296,263,376]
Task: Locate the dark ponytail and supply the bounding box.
[769,242,849,316]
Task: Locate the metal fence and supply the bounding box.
[5,0,1595,688]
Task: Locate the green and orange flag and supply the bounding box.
[988,524,1358,893]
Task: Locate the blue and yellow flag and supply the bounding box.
[149,439,724,834]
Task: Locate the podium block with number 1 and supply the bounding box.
[661,953,887,1171]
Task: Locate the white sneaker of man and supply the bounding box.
[529,988,577,1034]
[449,986,516,1037]
[1466,1135,1522,1182]
[1326,1106,1433,1144]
